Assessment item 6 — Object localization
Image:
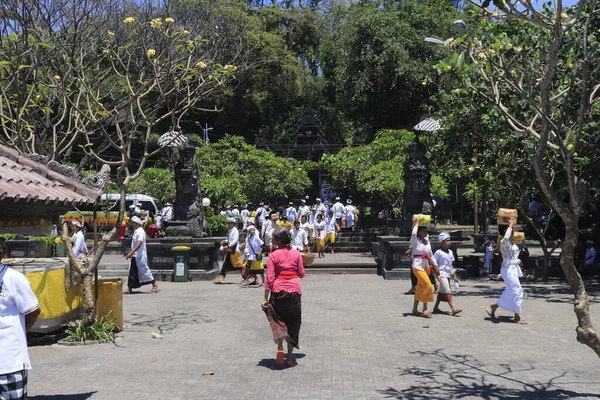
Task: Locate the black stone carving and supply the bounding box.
[168,144,208,238]
[401,134,433,236]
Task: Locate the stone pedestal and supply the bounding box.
[120,236,225,281]
[373,235,463,280]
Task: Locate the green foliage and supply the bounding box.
[65,313,116,343]
[31,234,59,250]
[196,135,312,207]
[127,168,175,204]
[317,0,463,143]
[0,233,16,241]
[205,207,228,236]
[322,129,411,205]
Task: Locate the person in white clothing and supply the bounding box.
[261,211,279,252]
[314,198,327,215]
[214,218,241,284]
[71,220,88,258]
[411,219,438,317]
[324,210,339,254]
[240,205,250,226]
[124,216,159,294]
[160,203,173,231]
[344,200,357,230]
[432,232,462,315]
[332,197,345,226]
[285,202,298,223]
[0,240,41,400]
[486,217,527,324]
[240,225,265,287]
[298,199,310,219]
[291,220,309,252]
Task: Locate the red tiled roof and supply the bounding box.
[0,145,101,205]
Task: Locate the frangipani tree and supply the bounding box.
[0,0,254,320]
[438,1,600,355]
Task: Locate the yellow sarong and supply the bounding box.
[249,260,264,271]
[316,238,325,251]
[413,268,434,303]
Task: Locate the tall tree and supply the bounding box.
[440,0,600,355]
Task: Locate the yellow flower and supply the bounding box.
[53,75,61,81]
[124,17,135,24]
[196,61,207,69]
[223,64,237,72]
[165,17,174,24]
[150,18,162,29]
[182,30,191,35]
[147,49,156,57]
[103,49,110,55]
[108,30,115,37]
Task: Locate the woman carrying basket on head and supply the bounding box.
[262,227,306,367]
[411,218,437,317]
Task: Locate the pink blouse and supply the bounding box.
[265,247,305,294]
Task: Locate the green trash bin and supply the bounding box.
[172,246,191,282]
[55,244,66,257]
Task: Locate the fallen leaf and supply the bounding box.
[342,327,353,331]
[422,325,430,329]
[150,358,158,363]
[202,371,214,376]
[178,367,184,371]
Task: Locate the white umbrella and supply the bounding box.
[413,118,441,132]
[158,130,188,147]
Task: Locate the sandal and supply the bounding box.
[485,307,496,320]
[284,359,297,367]
[451,309,463,316]
[150,288,160,294]
[213,279,224,284]
[275,350,285,366]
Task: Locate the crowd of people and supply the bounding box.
[214,196,359,285]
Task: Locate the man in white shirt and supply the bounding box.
[285,202,297,223]
[298,199,310,219]
[160,203,173,231]
[71,220,88,258]
[124,217,159,294]
[332,197,345,226]
[0,240,41,400]
[291,220,309,252]
[240,205,250,226]
[324,210,339,254]
[314,198,327,215]
[214,218,241,284]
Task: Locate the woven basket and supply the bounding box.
[301,252,316,266]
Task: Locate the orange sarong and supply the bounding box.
[413,268,434,303]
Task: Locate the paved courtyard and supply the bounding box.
[28,273,600,400]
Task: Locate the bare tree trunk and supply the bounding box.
[560,223,600,357]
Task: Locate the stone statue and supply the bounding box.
[167,144,208,237]
[401,134,433,236]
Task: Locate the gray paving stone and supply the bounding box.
[27,274,600,399]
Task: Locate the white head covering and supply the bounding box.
[316,198,321,202]
[131,216,143,225]
[226,217,236,223]
[71,220,82,228]
[247,225,256,232]
[247,217,255,225]
[438,232,450,242]
[346,199,352,204]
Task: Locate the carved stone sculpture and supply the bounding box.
[401,134,433,236]
[167,144,208,238]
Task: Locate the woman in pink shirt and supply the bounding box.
[262,227,305,367]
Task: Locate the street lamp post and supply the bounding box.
[425,20,487,235]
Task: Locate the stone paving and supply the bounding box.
[28,273,600,400]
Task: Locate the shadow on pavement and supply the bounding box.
[257,353,306,370]
[30,393,96,400]
[377,349,600,399]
